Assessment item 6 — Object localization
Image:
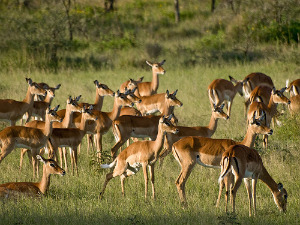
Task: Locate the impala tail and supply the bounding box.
[100,159,117,169]
[218,156,239,184]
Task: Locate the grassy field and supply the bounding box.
[0,59,299,225]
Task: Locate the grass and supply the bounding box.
[0,59,299,225]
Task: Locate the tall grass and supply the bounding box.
[0,59,299,224]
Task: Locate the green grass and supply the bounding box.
[0,59,299,224]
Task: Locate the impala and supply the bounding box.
[0,78,47,126]
[0,155,65,198]
[288,94,300,114]
[247,87,290,148]
[0,106,62,177]
[160,103,229,161]
[207,76,245,117]
[286,79,300,97]
[110,90,182,159]
[242,72,274,116]
[48,106,98,175]
[219,144,288,216]
[120,77,144,96]
[99,115,178,199]
[171,112,272,206]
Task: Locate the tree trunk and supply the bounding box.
[174,0,180,23]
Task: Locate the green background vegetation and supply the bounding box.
[0,0,299,224]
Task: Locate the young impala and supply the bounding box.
[219,144,288,216]
[99,115,178,199]
[0,78,47,126]
[0,155,65,198]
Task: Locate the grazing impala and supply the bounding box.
[0,155,65,198]
[0,78,47,126]
[0,106,62,177]
[242,72,274,116]
[247,87,290,148]
[171,112,272,206]
[99,115,178,199]
[208,76,245,117]
[286,79,300,97]
[219,144,288,216]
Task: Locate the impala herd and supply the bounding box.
[0,61,299,217]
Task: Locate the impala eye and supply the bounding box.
[50,163,55,167]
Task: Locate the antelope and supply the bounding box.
[47,106,98,175]
[219,144,288,216]
[160,103,229,161]
[0,155,65,198]
[23,83,61,123]
[135,90,183,116]
[110,91,183,159]
[207,76,245,117]
[0,78,47,126]
[20,96,83,171]
[120,77,144,96]
[288,94,300,114]
[286,79,300,97]
[247,87,290,148]
[0,106,62,177]
[99,115,179,199]
[171,112,272,206]
[242,72,274,116]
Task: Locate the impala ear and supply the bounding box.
[168,114,173,120]
[68,96,72,103]
[75,95,82,101]
[146,60,153,67]
[271,87,276,95]
[132,87,137,93]
[173,89,178,96]
[229,76,237,84]
[36,155,46,164]
[220,103,225,110]
[129,78,134,82]
[280,87,287,93]
[138,76,144,82]
[278,183,284,191]
[26,78,33,85]
[94,80,99,87]
[166,90,169,96]
[116,90,120,96]
[160,59,166,65]
[55,84,61,90]
[53,105,60,112]
[243,77,250,84]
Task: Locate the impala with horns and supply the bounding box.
[208,76,246,117]
[0,155,65,198]
[219,144,287,216]
[0,106,62,178]
[241,72,274,116]
[171,112,272,206]
[286,79,300,97]
[0,78,47,126]
[99,115,178,199]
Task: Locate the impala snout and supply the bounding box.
[138,99,142,103]
[61,170,66,176]
[175,128,179,134]
[130,102,134,107]
[287,100,291,104]
[268,129,273,135]
[112,92,115,97]
[226,115,230,120]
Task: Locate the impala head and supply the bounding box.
[159,115,179,134]
[94,80,115,97]
[146,60,166,75]
[116,90,134,108]
[212,103,229,120]
[45,84,60,99]
[82,105,98,121]
[37,155,66,176]
[249,111,273,135]
[126,77,144,90]
[166,90,183,107]
[66,95,83,113]
[229,76,244,96]
[47,105,63,123]
[26,78,47,97]
[124,87,142,103]
[271,87,291,105]
[273,183,288,213]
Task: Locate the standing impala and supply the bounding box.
[219,144,288,216]
[0,106,62,177]
[208,76,245,117]
[99,115,178,199]
[242,72,274,116]
[247,87,290,148]
[0,78,47,126]
[171,112,272,206]
[0,155,65,198]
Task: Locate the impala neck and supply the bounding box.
[206,113,219,137]
[43,115,54,138]
[259,165,280,194]
[23,86,35,106]
[94,92,104,111]
[61,107,75,128]
[161,104,174,116]
[79,115,90,132]
[36,165,52,194]
[239,127,256,148]
[152,127,166,156]
[267,96,277,117]
[108,99,122,121]
[151,71,159,93]
[44,94,54,104]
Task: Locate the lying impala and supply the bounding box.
[219,144,288,216]
[110,90,183,159]
[171,112,272,206]
[247,87,290,148]
[0,106,62,178]
[99,115,178,199]
[48,106,98,175]
[208,76,245,117]
[0,155,65,198]
[242,72,274,116]
[286,79,300,97]
[0,78,47,126]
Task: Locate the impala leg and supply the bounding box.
[252,178,257,216]
[216,180,224,208]
[70,148,75,176]
[96,133,102,160]
[142,163,148,199]
[111,137,129,160]
[244,178,252,217]
[63,147,68,171]
[263,134,268,148]
[231,176,244,214]
[73,147,78,176]
[99,172,114,199]
[227,100,232,117]
[149,164,155,199]
[78,143,81,155]
[19,148,29,171]
[0,144,14,163]
[120,174,126,197]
